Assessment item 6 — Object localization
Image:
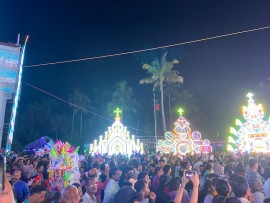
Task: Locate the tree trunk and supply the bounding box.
[160,80,166,134]
[80,109,83,135]
[72,107,75,133]
[169,92,172,130]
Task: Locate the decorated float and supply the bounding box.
[228,93,270,153]
[157,108,212,154]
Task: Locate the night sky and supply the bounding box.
[1,0,270,141]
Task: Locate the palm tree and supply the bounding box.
[107,81,138,120]
[140,52,183,134]
[68,88,91,135]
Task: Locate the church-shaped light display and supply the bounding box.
[157,108,212,154]
[89,108,143,155]
[228,93,270,153]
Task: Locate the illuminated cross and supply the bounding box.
[114,108,122,119]
[177,108,184,116]
[247,92,254,99]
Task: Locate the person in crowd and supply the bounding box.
[61,185,80,203]
[103,168,122,203]
[24,185,46,203]
[225,159,235,176]
[193,156,203,175]
[224,197,242,203]
[138,171,151,185]
[12,169,30,203]
[152,166,164,192]
[134,179,156,203]
[174,172,200,203]
[163,164,172,184]
[263,167,270,198]
[213,160,224,175]
[148,163,156,183]
[159,159,166,169]
[133,163,143,179]
[198,179,215,203]
[119,166,134,187]
[157,175,168,192]
[82,178,98,203]
[72,183,83,202]
[0,175,15,202]
[22,159,33,180]
[212,179,231,203]
[231,176,253,203]
[114,186,137,203]
[246,158,265,203]
[168,178,189,202]
[234,162,246,176]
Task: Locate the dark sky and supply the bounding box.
[1,0,270,140]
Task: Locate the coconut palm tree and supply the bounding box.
[68,88,91,135]
[107,81,138,120]
[139,52,183,134]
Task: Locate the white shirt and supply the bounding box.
[82,192,97,203]
[103,179,120,203]
[238,197,251,203]
[264,178,270,197]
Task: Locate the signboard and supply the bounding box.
[0,44,21,94]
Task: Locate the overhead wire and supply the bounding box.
[24,25,270,68]
[23,82,154,134]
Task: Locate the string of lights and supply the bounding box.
[23,82,154,134]
[24,25,270,68]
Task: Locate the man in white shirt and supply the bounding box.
[82,178,98,203]
[103,168,122,203]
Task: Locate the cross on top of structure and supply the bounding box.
[114,108,122,120]
[247,92,254,100]
[177,108,184,116]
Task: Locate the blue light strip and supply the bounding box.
[6,44,26,151]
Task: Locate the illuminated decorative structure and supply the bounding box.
[228,93,270,153]
[89,108,143,155]
[157,108,212,154]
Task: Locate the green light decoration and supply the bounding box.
[177,108,184,116]
[235,119,242,126]
[114,108,122,120]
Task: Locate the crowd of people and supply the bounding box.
[1,150,270,203]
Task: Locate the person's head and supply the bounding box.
[114,186,137,203]
[72,183,83,199]
[163,165,171,175]
[155,167,164,176]
[85,178,97,195]
[124,166,134,179]
[88,167,98,178]
[155,191,171,203]
[61,185,80,203]
[134,180,150,198]
[168,178,180,192]
[25,159,31,165]
[36,163,44,173]
[234,163,246,174]
[180,160,189,170]
[12,170,21,183]
[231,176,249,198]
[137,164,142,172]
[224,197,241,203]
[109,167,122,182]
[148,163,155,172]
[208,160,214,167]
[204,179,215,194]
[248,158,258,171]
[137,172,151,184]
[199,164,205,173]
[159,159,165,168]
[12,164,20,170]
[205,163,213,172]
[28,185,46,203]
[215,179,231,197]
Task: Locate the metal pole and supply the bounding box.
[153,93,157,153]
